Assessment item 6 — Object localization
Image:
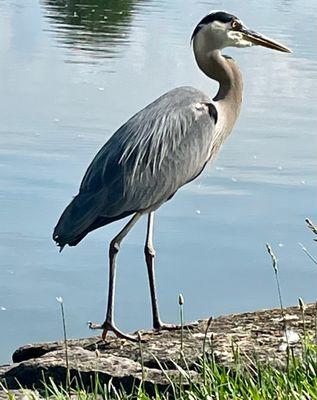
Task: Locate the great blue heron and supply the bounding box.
[53,11,291,340]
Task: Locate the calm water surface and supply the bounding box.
[0,0,316,363]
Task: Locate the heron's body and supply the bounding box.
[55,87,217,246]
[55,80,239,247]
[53,11,291,340]
[55,51,244,248]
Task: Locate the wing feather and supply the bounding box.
[80,86,217,217]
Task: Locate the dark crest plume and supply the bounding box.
[191,11,236,42]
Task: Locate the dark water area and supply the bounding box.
[0,0,316,363]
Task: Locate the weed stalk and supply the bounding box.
[56,296,70,390]
[298,242,317,265]
[179,293,184,354]
[137,331,145,385]
[299,297,307,361]
[202,316,213,385]
[315,301,317,345]
[266,244,285,317]
[178,294,184,395]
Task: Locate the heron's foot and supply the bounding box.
[88,321,139,342]
[154,321,199,332]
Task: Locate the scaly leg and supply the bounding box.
[144,212,198,332]
[144,212,163,329]
[89,212,141,341]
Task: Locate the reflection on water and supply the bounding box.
[42,0,144,63]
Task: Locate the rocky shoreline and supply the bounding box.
[1,304,316,397]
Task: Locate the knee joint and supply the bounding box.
[144,244,155,258]
[109,239,120,255]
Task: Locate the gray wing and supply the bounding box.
[80,86,217,218]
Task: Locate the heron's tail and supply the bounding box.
[53,193,135,250]
[53,192,104,249]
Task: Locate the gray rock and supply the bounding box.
[0,389,41,400]
[1,304,316,394]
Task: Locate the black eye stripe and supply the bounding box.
[191,11,237,42]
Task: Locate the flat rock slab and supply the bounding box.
[1,304,316,393]
[0,389,41,400]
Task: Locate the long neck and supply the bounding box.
[194,48,243,142]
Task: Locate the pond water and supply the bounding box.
[0,0,316,364]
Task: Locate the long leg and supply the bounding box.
[145,212,199,332]
[89,212,141,340]
[144,212,163,329]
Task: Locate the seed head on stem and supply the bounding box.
[305,218,317,236]
[265,243,285,321]
[266,244,278,274]
[298,297,307,312]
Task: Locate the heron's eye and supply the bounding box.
[231,20,242,30]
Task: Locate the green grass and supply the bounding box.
[2,341,317,400]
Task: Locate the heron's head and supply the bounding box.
[191,11,291,53]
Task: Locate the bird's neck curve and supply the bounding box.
[194,48,243,140]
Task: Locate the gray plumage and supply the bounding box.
[53,11,291,340]
[54,87,216,247]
